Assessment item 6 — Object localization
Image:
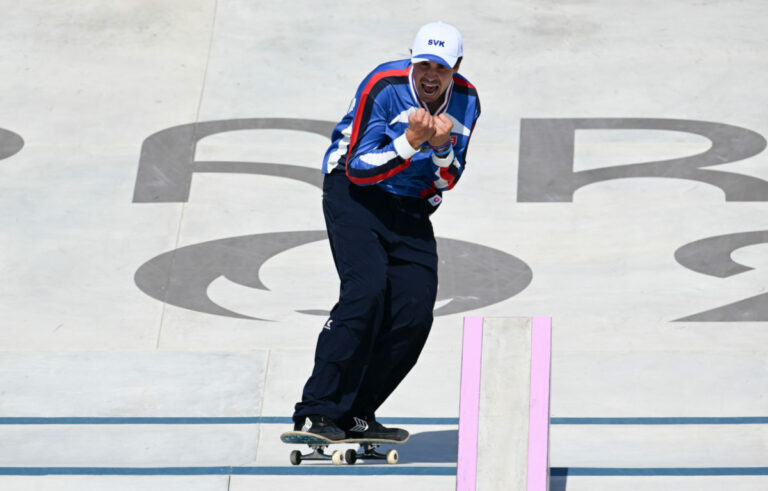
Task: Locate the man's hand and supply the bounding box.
[428,114,453,147]
[405,109,435,149]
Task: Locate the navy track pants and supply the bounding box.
[293,170,438,428]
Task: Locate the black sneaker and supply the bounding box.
[345,416,409,442]
[293,415,346,441]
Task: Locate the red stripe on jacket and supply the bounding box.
[346,67,412,185]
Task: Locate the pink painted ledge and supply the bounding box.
[456,316,483,490]
[527,316,552,491]
[455,316,552,491]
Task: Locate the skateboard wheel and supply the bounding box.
[331,450,344,465]
[345,449,358,465]
[386,449,399,464]
[289,450,302,466]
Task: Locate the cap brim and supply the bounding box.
[411,54,455,68]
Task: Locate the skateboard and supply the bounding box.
[280,431,408,465]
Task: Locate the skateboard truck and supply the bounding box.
[290,444,344,466]
[344,442,399,465]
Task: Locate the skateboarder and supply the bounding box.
[292,21,481,441]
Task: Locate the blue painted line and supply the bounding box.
[1,466,767,477]
[550,417,768,425]
[0,417,264,425]
[259,417,291,424]
[551,467,768,476]
[0,467,233,476]
[0,417,459,425]
[0,466,456,476]
[1,416,766,425]
[379,417,459,425]
[232,466,458,476]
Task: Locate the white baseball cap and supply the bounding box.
[411,22,463,69]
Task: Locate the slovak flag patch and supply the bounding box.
[428,194,442,207]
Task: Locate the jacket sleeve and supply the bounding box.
[428,101,481,192]
[345,82,418,185]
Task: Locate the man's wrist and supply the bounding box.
[431,147,454,167]
[430,141,452,157]
[394,133,420,159]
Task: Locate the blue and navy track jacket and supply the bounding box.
[322,59,481,202]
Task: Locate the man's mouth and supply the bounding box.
[421,81,439,97]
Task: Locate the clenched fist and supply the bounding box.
[428,113,453,147]
[405,108,436,149]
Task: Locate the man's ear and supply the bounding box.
[453,57,462,72]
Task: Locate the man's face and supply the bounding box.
[412,60,459,105]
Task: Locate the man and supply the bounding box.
[292,21,481,441]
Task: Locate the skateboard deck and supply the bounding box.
[280,431,408,465]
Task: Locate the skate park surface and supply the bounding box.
[2,1,767,489]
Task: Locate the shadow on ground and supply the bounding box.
[399,430,567,489]
[398,430,457,464]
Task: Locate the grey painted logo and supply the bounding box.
[131,117,532,319]
[130,117,767,322]
[518,118,768,202]
[0,128,24,162]
[674,231,768,321]
[133,118,333,203]
[134,232,532,320]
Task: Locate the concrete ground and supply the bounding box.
[1,0,767,489]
